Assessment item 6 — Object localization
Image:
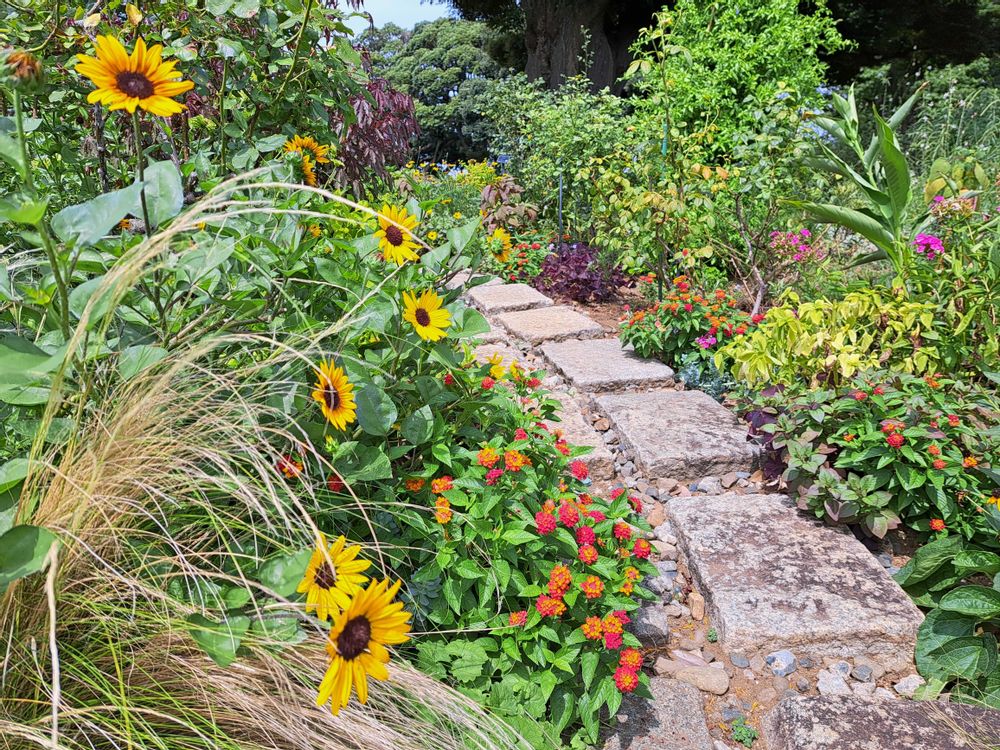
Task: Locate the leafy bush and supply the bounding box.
[491,234,552,284]
[533,242,628,303]
[620,276,753,368]
[742,371,1000,542]
[716,289,941,388]
[896,535,1000,708]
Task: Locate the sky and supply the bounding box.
[344,0,451,35]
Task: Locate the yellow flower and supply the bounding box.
[487,352,505,380]
[316,578,412,715]
[75,35,193,117]
[312,360,357,430]
[427,230,439,241]
[453,212,463,220]
[402,289,451,342]
[375,205,420,265]
[297,533,371,621]
[489,227,512,263]
[307,224,321,238]
[284,134,331,164]
[300,154,318,187]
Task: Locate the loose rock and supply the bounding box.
[730,653,750,669]
[817,669,852,696]
[675,666,730,695]
[851,664,874,683]
[766,649,798,677]
[893,674,925,698]
[688,591,706,621]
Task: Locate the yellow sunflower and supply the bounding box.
[316,578,412,715]
[489,227,512,263]
[402,290,451,342]
[297,533,371,621]
[311,360,357,430]
[300,153,318,187]
[284,134,331,164]
[75,36,193,117]
[375,205,420,265]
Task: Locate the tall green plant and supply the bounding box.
[786,86,926,283]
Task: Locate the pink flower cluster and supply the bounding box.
[912,233,944,261]
[695,333,717,349]
[769,229,824,263]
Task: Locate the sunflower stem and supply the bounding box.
[15,89,70,339]
[276,0,315,101]
[219,57,228,174]
[133,111,152,239]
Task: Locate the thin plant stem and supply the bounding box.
[275,0,315,101]
[219,57,229,173]
[15,89,70,338]
[133,111,152,238]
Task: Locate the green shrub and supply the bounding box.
[716,289,940,387]
[619,275,753,368]
[743,371,1000,542]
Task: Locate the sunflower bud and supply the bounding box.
[1,49,44,91]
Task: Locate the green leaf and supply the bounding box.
[69,275,117,323]
[926,635,997,681]
[454,558,485,579]
[186,612,250,667]
[446,218,480,253]
[502,529,537,546]
[0,133,26,180]
[355,384,397,437]
[783,200,895,256]
[873,111,911,230]
[0,524,57,588]
[953,551,1000,578]
[0,457,30,494]
[916,608,977,679]
[52,182,143,246]
[137,160,184,229]
[581,649,598,690]
[450,307,490,339]
[940,586,1000,619]
[118,345,168,380]
[550,688,575,734]
[894,534,963,586]
[0,335,68,386]
[401,405,433,445]
[0,193,48,225]
[257,548,311,598]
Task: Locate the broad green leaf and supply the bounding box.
[446,218,480,253]
[0,193,47,225]
[137,160,184,229]
[0,524,57,588]
[118,345,168,380]
[257,548,311,598]
[0,133,26,179]
[916,608,977,680]
[69,275,117,323]
[953,551,1000,578]
[926,635,997,681]
[784,199,895,255]
[450,307,490,339]
[186,612,250,667]
[52,182,143,246]
[581,649,598,690]
[940,586,1000,619]
[0,457,30,493]
[0,335,67,386]
[894,534,963,586]
[355,384,397,437]
[873,111,911,230]
[0,384,50,405]
[0,482,19,536]
[401,405,433,445]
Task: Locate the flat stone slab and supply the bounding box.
[666,494,923,663]
[541,338,675,392]
[445,270,501,291]
[595,390,756,482]
[602,678,712,750]
[766,695,1000,749]
[546,393,614,480]
[496,306,605,345]
[464,283,552,314]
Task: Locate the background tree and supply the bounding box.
[361,18,508,161]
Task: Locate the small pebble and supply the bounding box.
[730,653,750,669]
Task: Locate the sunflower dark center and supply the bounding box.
[414,307,431,327]
[323,383,341,410]
[116,71,155,99]
[336,615,372,660]
[314,561,337,590]
[384,225,404,246]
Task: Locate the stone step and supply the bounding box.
[594,390,756,482]
[496,305,605,345]
[766,694,1000,749]
[540,338,675,393]
[602,678,713,750]
[545,392,615,481]
[445,270,501,291]
[464,282,552,314]
[666,493,923,667]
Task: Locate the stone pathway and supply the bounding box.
[459,281,959,749]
